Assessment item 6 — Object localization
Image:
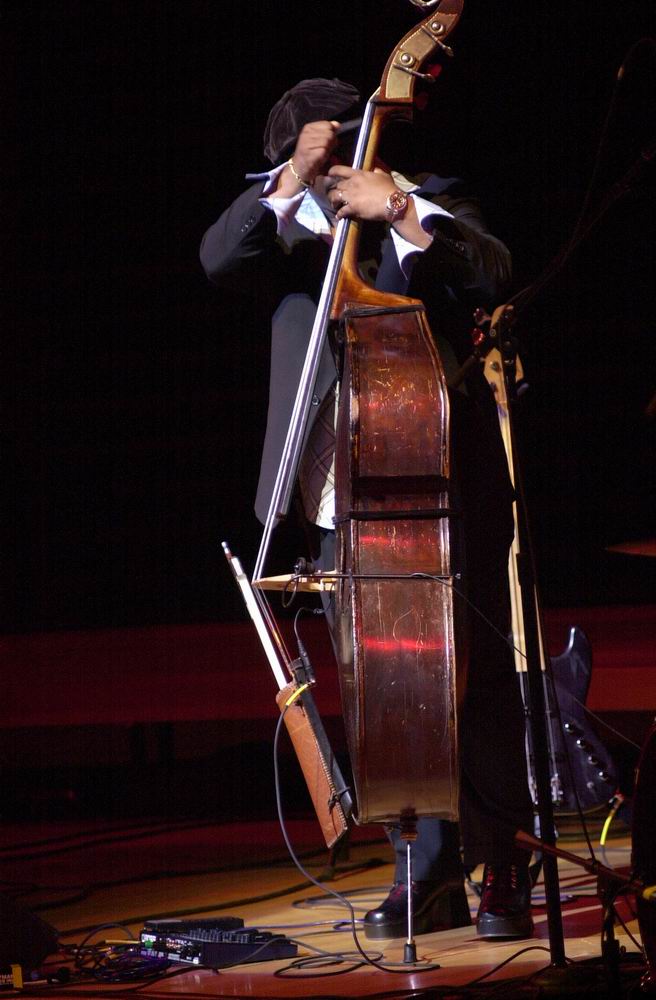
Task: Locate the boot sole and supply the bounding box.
[476,912,534,939]
[364,883,472,940]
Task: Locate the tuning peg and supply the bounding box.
[435,38,454,57]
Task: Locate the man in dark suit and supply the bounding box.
[200,78,534,940]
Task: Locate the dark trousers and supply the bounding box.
[449,387,534,870]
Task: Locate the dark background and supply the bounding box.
[3,0,655,636]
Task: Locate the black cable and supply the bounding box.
[293,603,325,645]
[281,575,299,608]
[257,916,363,930]
[74,924,135,953]
[463,945,555,986]
[31,925,166,988]
[611,888,645,956]
[275,952,370,977]
[291,884,395,909]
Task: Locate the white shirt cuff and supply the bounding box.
[390,194,454,279]
[256,163,307,234]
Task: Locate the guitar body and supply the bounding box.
[545,625,618,811]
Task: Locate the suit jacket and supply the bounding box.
[200,174,512,523]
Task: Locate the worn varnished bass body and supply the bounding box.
[331,1,465,825]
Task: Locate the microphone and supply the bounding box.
[293,556,316,576]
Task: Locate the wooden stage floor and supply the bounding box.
[2,815,647,998]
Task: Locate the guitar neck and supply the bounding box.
[484,350,546,675]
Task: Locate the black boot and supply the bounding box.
[476,863,534,939]
[363,879,472,940]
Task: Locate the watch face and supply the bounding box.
[387,189,408,218]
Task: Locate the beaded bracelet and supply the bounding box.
[288,157,313,188]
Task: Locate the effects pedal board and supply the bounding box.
[139,917,297,968]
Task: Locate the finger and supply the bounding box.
[304,119,339,132]
[318,121,340,144]
[298,121,340,152]
[328,164,356,179]
[323,120,341,139]
[331,193,350,213]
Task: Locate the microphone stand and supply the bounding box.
[516,829,649,993]
[465,305,642,989]
[492,304,568,972]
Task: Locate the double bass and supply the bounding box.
[331,5,466,826]
[236,0,466,838]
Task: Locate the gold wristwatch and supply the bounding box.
[385,188,409,222]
